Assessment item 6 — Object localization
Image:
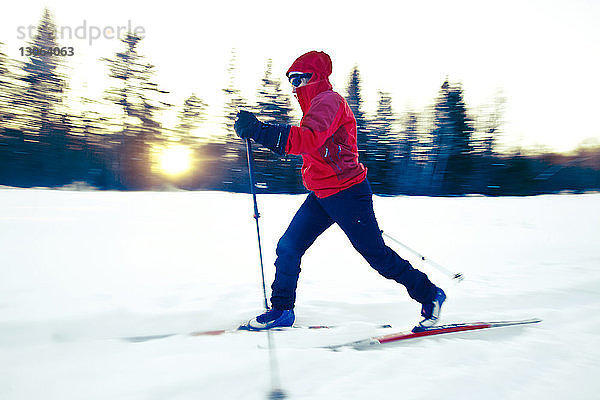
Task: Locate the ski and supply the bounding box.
[191,323,392,336]
[122,323,392,342]
[327,318,542,350]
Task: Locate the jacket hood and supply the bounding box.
[286,51,333,114]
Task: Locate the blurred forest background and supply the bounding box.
[1,9,599,196]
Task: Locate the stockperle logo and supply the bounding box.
[16,20,146,45]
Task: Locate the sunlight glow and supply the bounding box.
[159,145,193,176]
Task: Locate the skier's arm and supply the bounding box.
[234,110,290,156]
[285,94,343,155]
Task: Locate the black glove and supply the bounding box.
[234,110,261,139]
[234,110,290,156]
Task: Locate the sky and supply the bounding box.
[1,0,599,153]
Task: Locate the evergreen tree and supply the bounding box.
[345,66,367,132]
[137,63,172,137]
[0,42,14,184]
[11,8,73,186]
[15,8,67,137]
[0,42,13,128]
[369,90,397,194]
[177,93,207,143]
[255,59,294,125]
[103,32,170,189]
[346,66,380,190]
[72,87,113,188]
[400,112,418,167]
[345,66,369,162]
[429,80,474,194]
[481,93,505,157]
[397,111,420,193]
[221,48,249,192]
[469,93,506,193]
[222,49,248,133]
[103,34,169,133]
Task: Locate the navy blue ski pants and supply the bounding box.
[270,179,437,310]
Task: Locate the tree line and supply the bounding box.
[1,9,598,195]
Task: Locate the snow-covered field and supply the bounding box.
[1,188,599,399]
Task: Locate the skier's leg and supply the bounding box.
[270,192,334,310]
[319,179,437,305]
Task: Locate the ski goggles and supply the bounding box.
[288,72,313,88]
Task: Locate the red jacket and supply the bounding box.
[284,51,367,198]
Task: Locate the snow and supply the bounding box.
[1,188,599,399]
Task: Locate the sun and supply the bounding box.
[159,145,193,176]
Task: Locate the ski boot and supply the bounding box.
[242,308,295,331]
[418,288,446,329]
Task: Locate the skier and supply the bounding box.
[234,50,445,330]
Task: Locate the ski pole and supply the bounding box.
[381,230,464,282]
[245,138,287,400]
[245,138,269,310]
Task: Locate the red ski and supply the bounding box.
[328,318,542,350]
